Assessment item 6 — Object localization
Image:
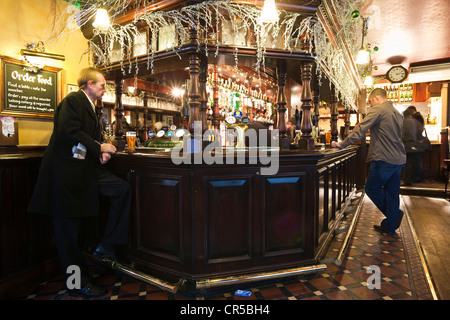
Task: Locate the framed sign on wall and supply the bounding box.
[0,55,62,119]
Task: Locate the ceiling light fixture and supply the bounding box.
[259,0,279,24]
[92,8,111,32]
[355,17,370,65]
[364,75,373,86]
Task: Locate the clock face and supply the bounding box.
[387,66,407,83]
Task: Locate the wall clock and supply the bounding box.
[386,65,408,83]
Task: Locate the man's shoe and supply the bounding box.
[93,244,118,262]
[68,283,106,299]
[397,210,404,228]
[373,224,397,236]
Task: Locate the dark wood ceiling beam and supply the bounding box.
[113,0,320,26]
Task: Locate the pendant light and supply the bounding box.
[355,17,370,65]
[259,0,278,24]
[364,75,373,86]
[92,8,111,32]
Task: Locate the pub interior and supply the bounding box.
[1,0,450,302]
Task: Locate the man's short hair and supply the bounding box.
[77,67,103,89]
[369,88,387,99]
[406,105,417,112]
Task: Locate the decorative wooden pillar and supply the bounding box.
[188,28,201,134]
[313,78,320,131]
[143,92,149,141]
[187,27,203,152]
[112,76,125,151]
[212,64,220,131]
[344,107,350,138]
[199,56,208,134]
[298,61,315,150]
[276,63,290,150]
[330,84,339,143]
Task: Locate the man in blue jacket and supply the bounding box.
[28,67,131,298]
[332,88,406,236]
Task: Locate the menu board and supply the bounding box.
[1,55,61,119]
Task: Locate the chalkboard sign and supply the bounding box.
[1,55,61,119]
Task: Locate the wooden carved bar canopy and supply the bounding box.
[81,0,361,151]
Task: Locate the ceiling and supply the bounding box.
[359,0,450,77]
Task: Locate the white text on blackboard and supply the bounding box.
[10,70,53,86]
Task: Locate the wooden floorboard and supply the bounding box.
[402,194,450,300]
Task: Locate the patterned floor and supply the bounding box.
[12,195,436,301]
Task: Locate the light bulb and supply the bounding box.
[355,48,370,65]
[364,75,373,86]
[92,8,111,32]
[259,0,278,24]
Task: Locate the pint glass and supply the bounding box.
[126,131,136,152]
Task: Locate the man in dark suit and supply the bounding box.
[28,67,131,298]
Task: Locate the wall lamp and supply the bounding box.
[19,41,65,71]
[20,49,65,61]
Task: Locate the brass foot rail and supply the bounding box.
[334,191,365,266]
[85,253,185,294]
[195,264,327,290]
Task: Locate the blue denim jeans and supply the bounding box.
[365,161,404,233]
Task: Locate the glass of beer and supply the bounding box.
[126,131,136,152]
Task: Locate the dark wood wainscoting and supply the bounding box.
[0,147,59,299]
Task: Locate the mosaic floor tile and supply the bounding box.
[9,195,436,301]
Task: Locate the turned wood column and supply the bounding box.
[330,85,339,143]
[113,76,125,151]
[188,28,201,136]
[212,64,220,131]
[199,56,208,134]
[276,63,290,150]
[344,107,350,138]
[298,61,315,150]
[187,27,203,152]
[313,78,320,130]
[143,92,149,141]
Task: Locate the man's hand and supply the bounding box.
[101,143,116,154]
[331,141,341,148]
[99,152,112,164]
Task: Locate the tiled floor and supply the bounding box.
[11,193,436,301]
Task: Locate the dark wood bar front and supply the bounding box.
[97,145,361,294]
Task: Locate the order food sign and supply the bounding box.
[1,55,62,119]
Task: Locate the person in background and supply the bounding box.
[286,118,295,142]
[331,88,406,236]
[27,67,132,299]
[401,108,423,186]
[406,106,425,183]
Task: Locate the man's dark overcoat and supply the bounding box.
[28,90,103,217]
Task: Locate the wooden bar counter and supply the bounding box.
[97,145,362,294]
